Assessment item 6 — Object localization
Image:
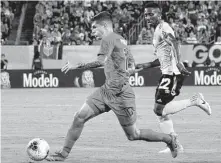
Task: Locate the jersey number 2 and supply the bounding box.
[159,78,171,90]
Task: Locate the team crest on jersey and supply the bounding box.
[1,71,11,89]
[42,39,53,57]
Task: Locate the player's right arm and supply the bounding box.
[77,39,114,69]
[77,54,105,69]
[61,39,113,74]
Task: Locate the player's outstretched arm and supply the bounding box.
[136,59,160,69]
[77,54,105,69]
[62,38,112,73]
[78,38,113,69]
[61,61,74,74]
[61,54,105,74]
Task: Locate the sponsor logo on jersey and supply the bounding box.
[194,67,221,86]
[129,73,144,87]
[23,70,59,88]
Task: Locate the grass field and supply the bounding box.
[1,86,221,163]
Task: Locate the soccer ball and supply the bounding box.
[26,138,50,161]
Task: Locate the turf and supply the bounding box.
[1,86,221,163]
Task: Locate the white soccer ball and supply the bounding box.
[26,138,50,161]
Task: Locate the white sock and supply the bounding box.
[162,99,193,116]
[158,116,175,134]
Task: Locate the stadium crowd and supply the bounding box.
[1,1,221,45]
[32,0,145,45]
[1,1,24,44]
[32,0,221,45]
[137,1,221,45]
[1,1,15,44]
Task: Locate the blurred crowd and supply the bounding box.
[1,1,221,45]
[33,0,145,45]
[1,1,16,44]
[33,0,221,46]
[137,1,221,45]
[1,1,24,45]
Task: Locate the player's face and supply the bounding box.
[144,8,160,26]
[91,21,104,39]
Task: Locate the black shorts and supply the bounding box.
[155,74,185,105]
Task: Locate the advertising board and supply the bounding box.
[2,67,220,89]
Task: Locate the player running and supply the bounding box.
[136,3,212,154]
[46,11,179,161]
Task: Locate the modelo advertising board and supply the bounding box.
[133,67,221,86]
[2,67,220,89]
[3,68,158,88]
[3,70,74,88]
[3,69,106,88]
[23,70,59,88]
[193,67,221,86]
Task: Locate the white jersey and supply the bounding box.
[153,21,180,75]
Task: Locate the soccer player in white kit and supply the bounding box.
[136,3,212,153]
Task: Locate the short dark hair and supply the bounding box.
[91,11,112,23]
[145,2,160,9]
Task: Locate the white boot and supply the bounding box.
[159,134,184,154]
[194,93,212,115]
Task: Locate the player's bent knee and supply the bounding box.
[73,112,85,123]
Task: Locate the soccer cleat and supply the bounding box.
[158,147,171,154]
[195,93,212,115]
[45,151,67,162]
[167,133,179,158]
[159,143,184,154]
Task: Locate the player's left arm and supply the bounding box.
[162,28,191,76]
[162,31,181,63]
[78,39,113,69]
